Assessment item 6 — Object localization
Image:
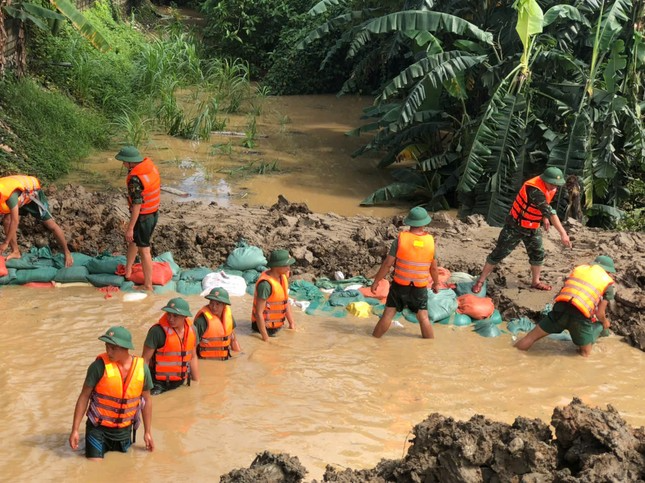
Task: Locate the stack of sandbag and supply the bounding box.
[152,252,181,294]
[200,270,247,297]
[176,267,213,295]
[5,247,62,285]
[54,252,93,285]
[85,253,127,288]
[427,288,458,322]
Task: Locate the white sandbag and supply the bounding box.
[123,292,148,302]
[448,272,475,284]
[201,270,247,297]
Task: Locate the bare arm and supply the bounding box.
[0,205,20,252]
[285,303,295,330]
[142,345,156,366]
[548,213,572,248]
[596,299,610,329]
[371,255,396,293]
[230,330,241,352]
[141,390,154,451]
[189,347,199,382]
[429,259,440,293]
[255,298,270,341]
[69,384,93,450]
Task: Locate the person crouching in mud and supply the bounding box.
[142,298,200,395]
[371,207,440,339]
[252,249,296,341]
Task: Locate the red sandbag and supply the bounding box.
[0,256,7,277]
[24,281,56,288]
[360,279,390,301]
[431,267,451,283]
[456,294,495,320]
[127,262,173,286]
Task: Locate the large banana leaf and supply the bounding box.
[360,182,422,205]
[596,0,631,51]
[49,0,109,52]
[308,0,349,16]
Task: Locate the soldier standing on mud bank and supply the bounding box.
[116,146,160,291]
[515,256,617,357]
[371,207,440,339]
[69,326,154,459]
[472,167,572,294]
[0,175,73,266]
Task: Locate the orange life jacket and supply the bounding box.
[87,353,144,429]
[555,264,614,318]
[126,158,160,215]
[152,314,196,382]
[393,231,435,288]
[509,176,557,229]
[0,175,41,214]
[196,304,234,360]
[252,271,289,329]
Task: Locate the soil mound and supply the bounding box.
[220,399,645,482]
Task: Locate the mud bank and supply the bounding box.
[221,399,645,482]
[17,185,645,347]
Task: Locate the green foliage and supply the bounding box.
[617,178,645,231]
[0,77,108,179]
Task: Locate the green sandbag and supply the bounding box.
[289,279,324,302]
[87,255,127,275]
[246,283,256,296]
[427,288,458,322]
[176,279,203,295]
[179,267,212,282]
[455,280,487,297]
[453,313,473,326]
[507,317,535,335]
[305,300,347,318]
[315,276,372,290]
[14,267,58,284]
[473,319,502,337]
[220,268,244,277]
[478,309,502,325]
[71,252,94,267]
[54,266,90,283]
[87,273,126,287]
[437,312,456,325]
[402,309,418,323]
[0,268,17,285]
[225,242,267,271]
[154,280,177,294]
[120,281,136,292]
[5,256,37,269]
[242,269,261,285]
[153,252,181,275]
[328,289,364,307]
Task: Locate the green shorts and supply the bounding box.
[134,211,159,248]
[385,281,428,312]
[19,190,52,221]
[85,421,132,459]
[538,301,603,347]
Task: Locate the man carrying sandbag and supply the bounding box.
[515,256,616,357]
[371,207,440,339]
[116,146,160,291]
[0,175,73,266]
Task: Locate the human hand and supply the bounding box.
[288,322,296,330]
[144,432,154,452]
[560,233,572,248]
[602,318,611,330]
[69,430,79,450]
[432,282,440,294]
[370,280,380,294]
[125,228,134,243]
[542,217,551,232]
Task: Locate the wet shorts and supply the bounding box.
[539,301,603,347]
[19,190,52,221]
[85,421,131,459]
[252,322,282,337]
[385,281,428,312]
[133,211,159,248]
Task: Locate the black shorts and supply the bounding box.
[134,211,159,248]
[150,379,185,395]
[85,421,132,459]
[252,322,281,337]
[385,281,428,312]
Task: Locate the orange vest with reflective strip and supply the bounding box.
[0,175,41,214]
[87,353,144,429]
[196,305,233,360]
[555,264,614,318]
[510,176,557,229]
[393,231,435,288]
[126,158,160,215]
[153,314,196,382]
[252,271,288,329]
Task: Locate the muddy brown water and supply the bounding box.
[7,95,644,480]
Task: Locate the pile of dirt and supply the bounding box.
[16,185,645,349]
[220,399,645,482]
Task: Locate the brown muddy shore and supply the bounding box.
[14,186,645,482]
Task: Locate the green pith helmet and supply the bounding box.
[205,287,231,305]
[267,249,296,267]
[593,255,616,273]
[161,297,192,317]
[404,206,432,227]
[98,326,135,350]
[115,146,144,163]
[541,167,565,186]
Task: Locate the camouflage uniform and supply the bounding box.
[486,186,556,266]
[128,175,158,248]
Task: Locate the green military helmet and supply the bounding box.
[98,326,135,350]
[540,167,565,187]
[404,206,432,227]
[115,146,144,163]
[161,297,192,317]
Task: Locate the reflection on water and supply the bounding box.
[1,286,644,481]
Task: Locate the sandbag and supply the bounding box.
[14,267,58,284]
[179,267,212,282]
[5,256,38,269]
[70,252,94,267]
[359,279,389,301]
[176,279,203,295]
[87,255,127,275]
[329,289,364,307]
[0,256,6,277]
[478,309,502,325]
[23,281,56,288]
[201,270,247,297]
[128,262,173,286]
[346,301,372,318]
[153,252,181,276]
[154,280,177,294]
[456,294,495,320]
[473,319,502,337]
[0,268,17,285]
[87,273,126,288]
[429,267,451,284]
[427,288,458,322]
[455,280,487,297]
[225,242,267,271]
[437,312,472,326]
[448,272,475,284]
[54,266,90,283]
[242,269,261,285]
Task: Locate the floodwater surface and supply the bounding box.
[0,287,644,481]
